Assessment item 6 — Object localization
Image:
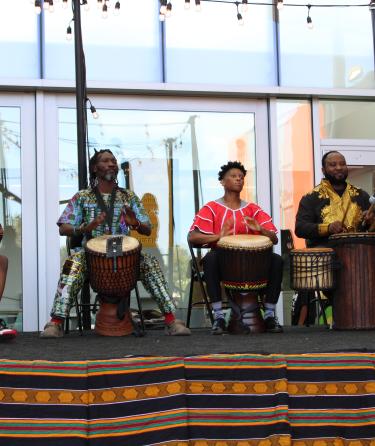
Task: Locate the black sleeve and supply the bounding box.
[295,194,321,240]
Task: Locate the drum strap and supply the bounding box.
[94,186,117,234]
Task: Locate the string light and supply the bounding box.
[43,0,50,10]
[195,0,201,12]
[82,0,90,11]
[184,0,190,9]
[102,2,108,18]
[277,0,283,11]
[240,0,248,13]
[166,2,172,17]
[236,2,244,25]
[160,0,167,14]
[34,0,42,14]
[97,0,103,9]
[66,23,73,41]
[48,0,54,13]
[306,4,313,29]
[86,98,99,119]
[114,1,120,15]
[62,0,68,9]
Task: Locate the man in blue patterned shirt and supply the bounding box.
[40,150,190,337]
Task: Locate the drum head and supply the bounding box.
[329,232,375,246]
[291,247,334,254]
[86,235,140,254]
[217,234,273,250]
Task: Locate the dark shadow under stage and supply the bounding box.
[1,327,375,445]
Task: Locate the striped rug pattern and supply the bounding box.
[0,353,374,445]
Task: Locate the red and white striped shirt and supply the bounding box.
[189,200,277,236]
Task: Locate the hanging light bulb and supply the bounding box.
[241,0,248,13]
[277,0,284,11]
[102,2,108,18]
[90,105,99,119]
[306,6,313,29]
[62,0,68,9]
[48,0,54,13]
[66,25,72,40]
[195,0,201,12]
[97,0,103,9]
[34,0,42,14]
[160,0,167,14]
[114,1,120,15]
[237,11,244,25]
[159,12,165,21]
[184,0,190,10]
[82,0,90,11]
[166,2,172,18]
[43,0,50,10]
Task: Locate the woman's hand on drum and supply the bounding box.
[328,221,346,234]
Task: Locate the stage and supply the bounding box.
[1,327,375,445]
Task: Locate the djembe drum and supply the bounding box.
[329,232,375,330]
[216,234,273,334]
[290,248,336,326]
[290,248,336,292]
[85,234,141,336]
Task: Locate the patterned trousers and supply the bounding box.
[50,250,176,319]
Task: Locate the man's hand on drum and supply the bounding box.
[362,208,375,230]
[243,217,278,244]
[328,221,346,234]
[219,218,234,239]
[84,212,107,233]
[122,205,151,236]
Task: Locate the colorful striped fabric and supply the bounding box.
[0,353,374,445]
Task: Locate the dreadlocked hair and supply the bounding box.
[88,149,115,189]
[218,161,247,181]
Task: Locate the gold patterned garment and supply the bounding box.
[295,179,371,247]
[318,179,364,232]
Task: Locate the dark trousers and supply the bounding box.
[202,250,283,304]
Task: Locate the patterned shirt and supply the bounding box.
[189,199,277,237]
[57,187,150,239]
[295,179,370,247]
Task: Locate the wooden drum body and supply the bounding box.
[85,235,141,336]
[217,234,273,334]
[329,232,375,330]
[290,248,336,292]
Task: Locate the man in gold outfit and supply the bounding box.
[294,151,374,325]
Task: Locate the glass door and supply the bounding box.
[0,93,37,332]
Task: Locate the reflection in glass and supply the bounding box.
[165,1,276,85]
[279,0,375,89]
[58,109,256,314]
[0,108,22,330]
[276,100,314,325]
[320,101,375,139]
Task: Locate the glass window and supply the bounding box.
[165,1,277,86]
[0,1,39,78]
[320,100,375,139]
[58,108,256,320]
[276,100,314,325]
[44,0,161,82]
[0,107,22,331]
[279,0,375,89]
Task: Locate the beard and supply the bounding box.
[104,171,117,181]
[324,171,347,186]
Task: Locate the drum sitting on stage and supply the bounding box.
[216,234,273,334]
[329,232,375,330]
[289,248,336,292]
[85,235,141,336]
